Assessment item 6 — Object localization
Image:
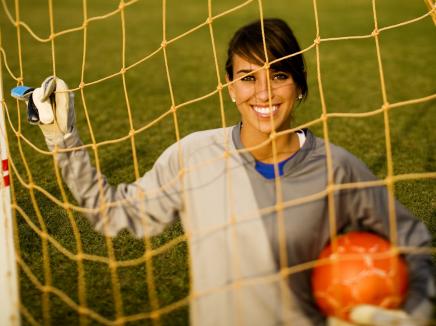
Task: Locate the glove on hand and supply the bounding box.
[31,76,76,146]
[11,77,76,146]
[328,305,419,326]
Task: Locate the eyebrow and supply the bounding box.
[235,68,284,75]
[235,69,254,75]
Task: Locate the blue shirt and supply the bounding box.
[255,155,295,179]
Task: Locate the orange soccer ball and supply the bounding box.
[311,232,409,320]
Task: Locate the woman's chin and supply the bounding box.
[256,119,288,134]
[254,122,278,135]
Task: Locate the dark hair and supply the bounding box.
[225,18,308,99]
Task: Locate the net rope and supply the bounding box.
[0,0,435,324]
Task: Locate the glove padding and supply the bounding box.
[328,305,420,326]
[30,76,75,146]
[22,76,75,149]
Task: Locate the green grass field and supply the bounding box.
[1,0,435,325]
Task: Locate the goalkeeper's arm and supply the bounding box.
[21,76,182,237]
[332,153,434,326]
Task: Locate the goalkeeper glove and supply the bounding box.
[32,76,75,146]
[328,305,421,326]
[12,76,76,147]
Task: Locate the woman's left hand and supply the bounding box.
[328,305,420,326]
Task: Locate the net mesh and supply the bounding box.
[0,0,435,325]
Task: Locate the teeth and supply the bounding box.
[253,105,278,115]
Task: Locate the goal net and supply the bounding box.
[0,0,435,325]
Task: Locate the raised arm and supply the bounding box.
[18,77,182,237]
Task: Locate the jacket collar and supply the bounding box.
[231,123,317,175]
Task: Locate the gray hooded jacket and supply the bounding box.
[51,124,433,325]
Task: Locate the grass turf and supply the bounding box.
[1,0,435,324]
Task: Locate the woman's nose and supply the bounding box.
[254,76,271,102]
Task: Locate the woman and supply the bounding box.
[25,18,432,325]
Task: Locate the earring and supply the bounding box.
[298,94,303,100]
[231,98,236,103]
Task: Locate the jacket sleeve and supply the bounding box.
[49,129,183,238]
[335,151,434,320]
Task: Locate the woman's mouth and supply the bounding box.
[252,105,279,118]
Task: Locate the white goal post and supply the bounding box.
[0,35,20,326]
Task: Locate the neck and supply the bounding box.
[240,125,299,163]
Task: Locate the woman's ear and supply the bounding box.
[225,74,236,102]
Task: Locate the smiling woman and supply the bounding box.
[226,19,307,164]
[17,17,434,326]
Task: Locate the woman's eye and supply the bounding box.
[272,73,289,80]
[241,75,255,82]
